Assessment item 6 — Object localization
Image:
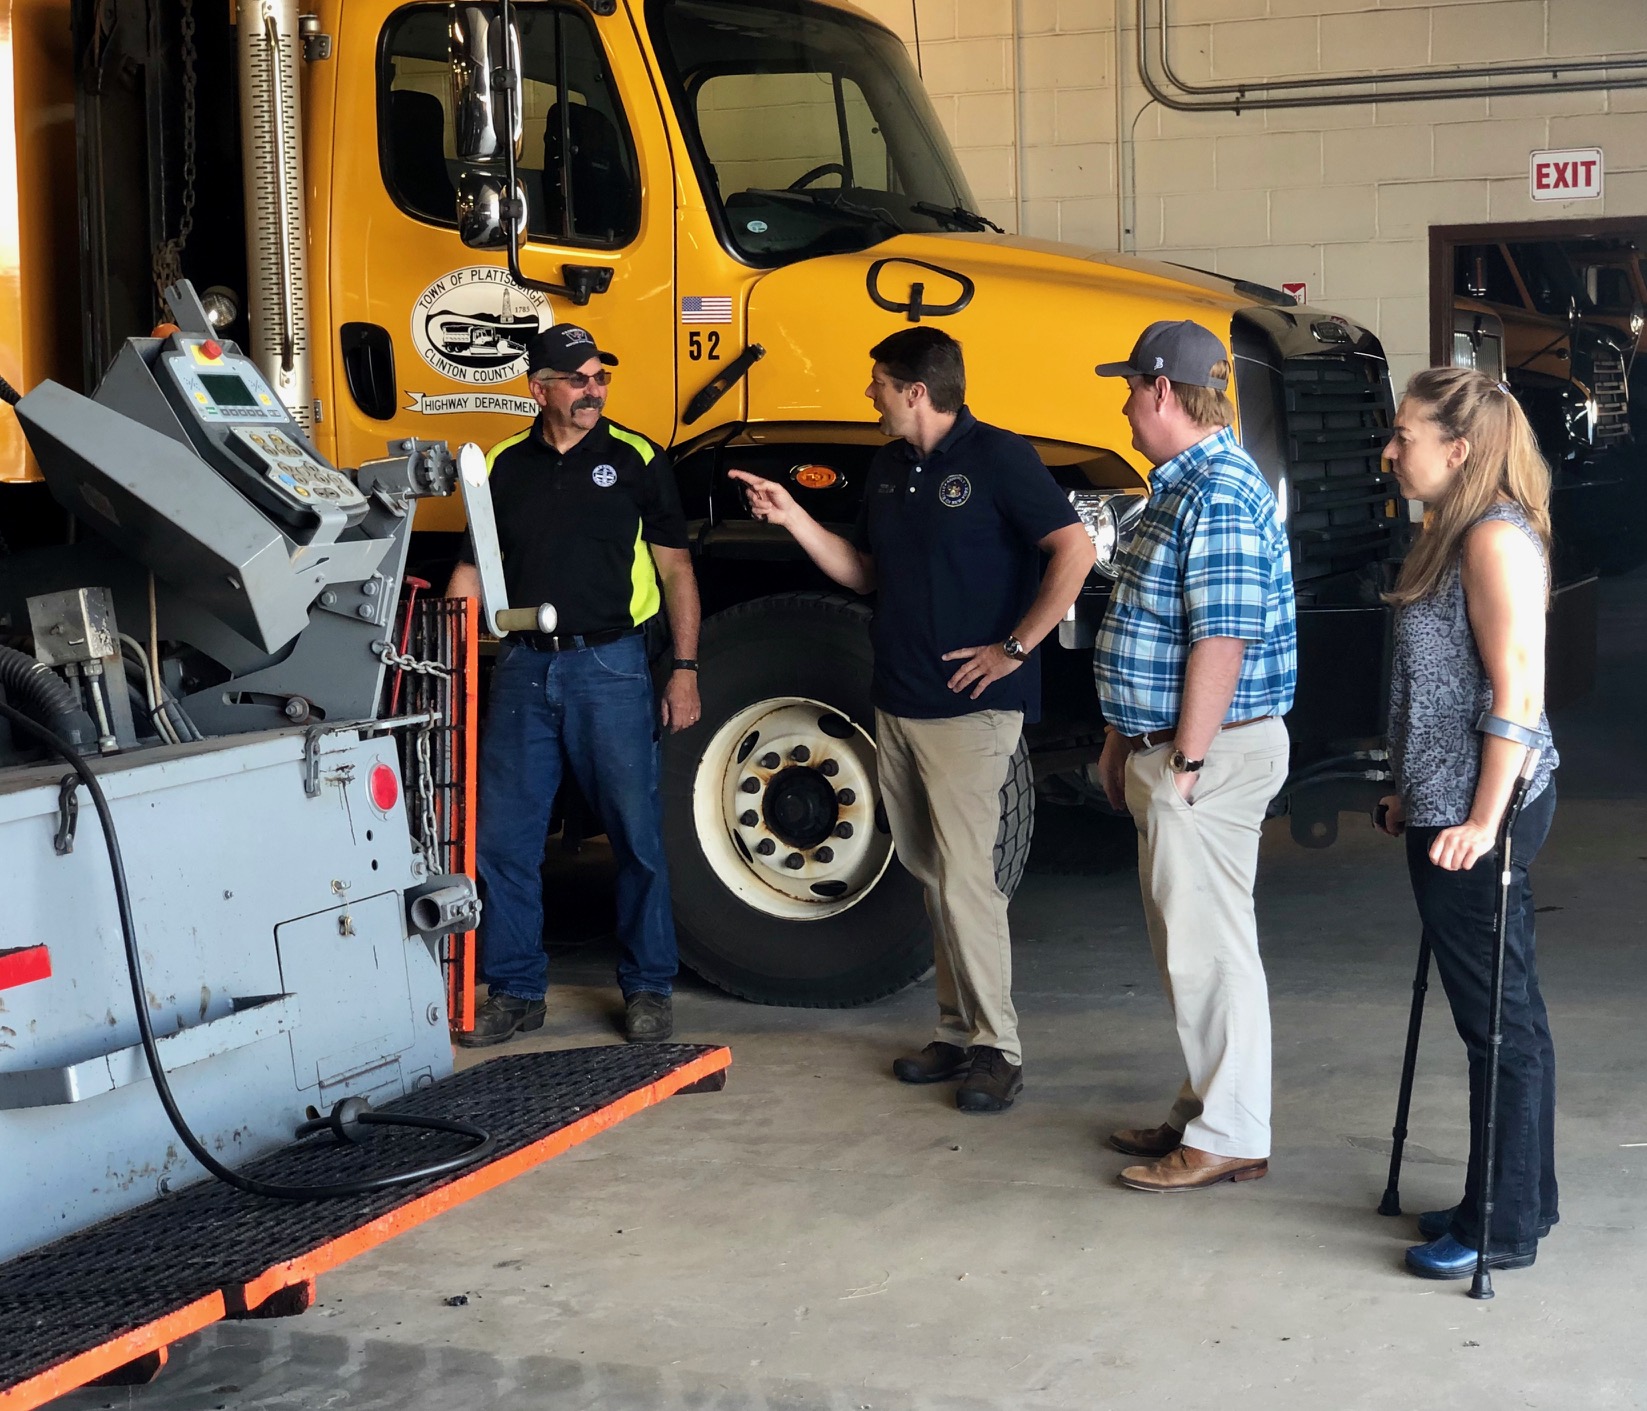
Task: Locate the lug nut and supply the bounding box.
[740,777,761,794]
[739,810,758,827]
[837,788,856,805]
[835,821,854,839]
[759,752,780,769]
[755,838,775,856]
[814,846,834,863]
[784,852,804,869]
[789,745,811,763]
[819,759,839,777]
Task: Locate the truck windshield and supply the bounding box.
[650,0,981,264]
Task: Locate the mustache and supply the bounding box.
[572,395,605,412]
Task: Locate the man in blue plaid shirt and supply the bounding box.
[1092,320,1297,1193]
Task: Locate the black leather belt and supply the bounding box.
[515,625,642,652]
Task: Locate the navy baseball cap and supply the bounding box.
[1094,320,1229,390]
[527,323,619,376]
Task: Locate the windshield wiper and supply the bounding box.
[786,188,902,229]
[911,201,1004,234]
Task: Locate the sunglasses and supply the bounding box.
[540,369,612,389]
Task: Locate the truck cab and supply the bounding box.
[6,0,1403,1006]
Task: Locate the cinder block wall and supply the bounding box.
[852,0,1647,387]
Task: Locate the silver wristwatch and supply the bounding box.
[1169,747,1204,775]
[1001,635,1027,660]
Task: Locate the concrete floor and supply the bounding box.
[66,572,1646,1411]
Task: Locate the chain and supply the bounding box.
[377,641,451,678]
[152,0,199,295]
[413,721,441,872]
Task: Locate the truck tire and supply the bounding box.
[662,591,1034,1007]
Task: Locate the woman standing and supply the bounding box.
[1377,366,1560,1280]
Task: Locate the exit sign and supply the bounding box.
[1530,148,1603,201]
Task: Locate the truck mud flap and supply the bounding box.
[0,1043,729,1410]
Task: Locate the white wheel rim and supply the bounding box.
[691,696,893,921]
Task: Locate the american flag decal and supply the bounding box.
[681,295,733,324]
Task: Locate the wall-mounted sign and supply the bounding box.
[1282,282,1307,304]
[1530,148,1603,201]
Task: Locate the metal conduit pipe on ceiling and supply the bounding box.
[1137,0,1647,111]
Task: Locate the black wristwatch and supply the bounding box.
[1168,748,1204,775]
[672,659,699,672]
[1001,635,1027,660]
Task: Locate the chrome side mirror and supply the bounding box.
[450,4,521,167]
[456,171,528,249]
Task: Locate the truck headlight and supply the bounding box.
[1068,490,1147,580]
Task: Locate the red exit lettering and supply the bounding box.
[1531,149,1602,200]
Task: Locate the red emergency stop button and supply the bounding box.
[368,763,400,812]
[202,339,223,360]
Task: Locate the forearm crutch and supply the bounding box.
[1377,931,1433,1217]
[1469,742,1542,1301]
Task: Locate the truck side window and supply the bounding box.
[379,3,640,248]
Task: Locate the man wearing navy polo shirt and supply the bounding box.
[1092,320,1297,1191]
[732,328,1093,1113]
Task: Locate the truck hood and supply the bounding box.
[744,233,1267,475]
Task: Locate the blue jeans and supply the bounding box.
[1405,783,1558,1253]
[475,632,677,1001]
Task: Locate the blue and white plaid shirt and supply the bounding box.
[1095,426,1297,736]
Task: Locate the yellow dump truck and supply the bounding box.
[3,0,1404,1005]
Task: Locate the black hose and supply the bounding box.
[0,699,497,1200]
[0,643,98,750]
[0,372,21,406]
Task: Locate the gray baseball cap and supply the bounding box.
[1094,320,1229,390]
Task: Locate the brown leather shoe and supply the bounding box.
[1118,1145,1269,1192]
[1109,1122,1183,1158]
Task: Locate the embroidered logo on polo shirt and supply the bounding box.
[938,474,971,507]
[591,464,617,488]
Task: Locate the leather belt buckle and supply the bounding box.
[1125,728,1173,754]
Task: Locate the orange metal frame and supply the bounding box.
[0,1045,730,1411]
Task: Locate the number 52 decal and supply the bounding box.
[687,330,722,361]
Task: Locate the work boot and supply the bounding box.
[625,992,674,1042]
[955,1046,1023,1113]
[892,1041,969,1084]
[458,991,547,1048]
[1109,1122,1183,1158]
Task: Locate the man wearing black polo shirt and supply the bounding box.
[732,328,1093,1112]
[446,323,702,1047]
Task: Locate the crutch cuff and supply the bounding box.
[1475,712,1548,749]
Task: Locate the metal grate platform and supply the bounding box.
[0,1043,729,1410]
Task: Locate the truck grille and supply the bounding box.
[1282,359,1397,589]
[1589,346,1630,446]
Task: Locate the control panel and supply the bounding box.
[155,335,369,539]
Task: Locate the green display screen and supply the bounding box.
[199,372,260,409]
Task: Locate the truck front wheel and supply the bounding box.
[662,592,1033,1007]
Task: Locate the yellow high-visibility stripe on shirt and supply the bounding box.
[606,425,663,626]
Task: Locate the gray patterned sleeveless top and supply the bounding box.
[1388,501,1558,827]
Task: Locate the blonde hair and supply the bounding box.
[1386,366,1552,608]
[1172,360,1235,429]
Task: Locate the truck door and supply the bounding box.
[329,0,674,531]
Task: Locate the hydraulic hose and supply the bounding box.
[0,644,98,751]
[0,698,497,1200]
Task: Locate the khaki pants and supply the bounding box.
[876,709,1024,1065]
[1123,716,1289,1159]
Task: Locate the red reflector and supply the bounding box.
[0,945,52,992]
[369,763,400,812]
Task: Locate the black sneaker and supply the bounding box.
[955,1046,1023,1113]
[458,991,547,1048]
[892,1041,970,1084]
[625,992,674,1042]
